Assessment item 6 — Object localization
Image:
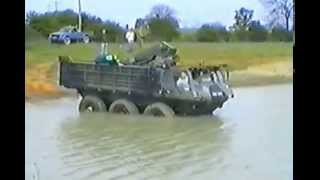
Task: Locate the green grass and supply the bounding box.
[25,41,292,71]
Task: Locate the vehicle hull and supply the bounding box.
[77,88,228,115]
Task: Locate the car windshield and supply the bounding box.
[59,28,69,32]
[59,26,75,32]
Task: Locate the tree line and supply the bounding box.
[26,1,293,43]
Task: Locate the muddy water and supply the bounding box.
[25,84,292,180]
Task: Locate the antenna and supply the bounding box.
[78,0,82,32]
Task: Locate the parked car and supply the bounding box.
[48,26,90,45]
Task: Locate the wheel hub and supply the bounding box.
[152,109,165,117]
[114,105,129,114]
[86,106,93,112]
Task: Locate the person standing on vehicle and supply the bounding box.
[135,22,150,48]
[125,28,135,44]
[101,29,108,55]
[95,29,109,64]
[125,27,136,52]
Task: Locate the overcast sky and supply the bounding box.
[25,0,267,28]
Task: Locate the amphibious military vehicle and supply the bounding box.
[58,42,234,116]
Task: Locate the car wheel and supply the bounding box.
[63,37,71,45]
[83,36,90,44]
[48,36,54,44]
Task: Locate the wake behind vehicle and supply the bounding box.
[48,26,91,45]
[58,42,234,117]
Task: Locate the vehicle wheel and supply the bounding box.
[63,37,71,45]
[109,99,139,115]
[144,102,175,117]
[79,95,106,112]
[83,36,90,44]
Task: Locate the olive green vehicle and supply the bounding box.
[58,42,234,117]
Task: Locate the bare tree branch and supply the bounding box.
[147,4,177,19]
[260,0,293,31]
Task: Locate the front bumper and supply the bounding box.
[173,95,229,115]
[49,37,65,43]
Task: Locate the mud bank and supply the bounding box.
[231,61,293,87]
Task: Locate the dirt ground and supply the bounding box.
[230,60,293,87]
[234,61,293,77]
[25,63,63,99]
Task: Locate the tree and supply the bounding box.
[144,4,180,41]
[147,4,176,19]
[148,18,179,41]
[26,11,38,25]
[247,20,268,41]
[269,25,293,41]
[260,0,293,32]
[230,7,254,41]
[146,4,179,28]
[196,23,229,42]
[231,7,254,31]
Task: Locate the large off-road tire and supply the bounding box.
[109,99,139,115]
[83,36,90,44]
[63,37,71,45]
[143,102,175,117]
[79,95,106,112]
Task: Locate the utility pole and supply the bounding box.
[54,0,58,12]
[78,0,82,32]
[47,2,51,12]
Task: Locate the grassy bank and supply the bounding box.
[25,41,293,99]
[26,41,292,69]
